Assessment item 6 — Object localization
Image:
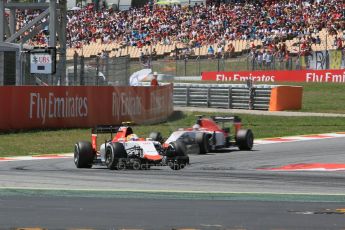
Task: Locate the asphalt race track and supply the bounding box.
[1,137,345,229]
[1,137,345,193]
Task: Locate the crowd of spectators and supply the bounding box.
[7,0,345,54]
[7,9,49,45]
[65,0,344,49]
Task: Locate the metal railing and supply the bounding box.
[65,54,130,86]
[141,49,344,77]
[143,55,301,77]
[173,83,273,110]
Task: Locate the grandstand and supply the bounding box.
[66,29,343,60]
[61,0,344,60]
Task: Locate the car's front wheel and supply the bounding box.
[166,141,189,170]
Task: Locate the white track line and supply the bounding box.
[0,153,73,162]
[254,132,345,145]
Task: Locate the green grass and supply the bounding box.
[294,82,345,113]
[1,111,345,157]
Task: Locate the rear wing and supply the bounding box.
[91,125,121,151]
[211,116,241,123]
[91,125,120,135]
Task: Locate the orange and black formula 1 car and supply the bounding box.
[74,124,189,170]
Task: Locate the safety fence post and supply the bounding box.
[105,55,109,83]
[186,86,190,106]
[73,51,78,85]
[228,86,232,109]
[207,87,211,107]
[247,79,254,110]
[96,56,99,86]
[80,55,85,85]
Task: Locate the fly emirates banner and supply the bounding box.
[202,69,345,83]
[0,85,173,130]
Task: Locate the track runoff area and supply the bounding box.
[1,132,345,229]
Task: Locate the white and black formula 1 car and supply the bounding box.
[149,115,254,155]
[74,124,189,170]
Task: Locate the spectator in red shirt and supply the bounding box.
[336,37,343,50]
[151,72,159,86]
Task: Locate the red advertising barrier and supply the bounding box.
[0,85,173,130]
[202,69,345,83]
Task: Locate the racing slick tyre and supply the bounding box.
[196,132,211,154]
[149,132,163,143]
[166,141,189,170]
[105,142,127,170]
[166,141,186,157]
[236,129,254,150]
[74,141,94,168]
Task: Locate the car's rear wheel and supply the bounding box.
[196,132,210,154]
[236,129,254,150]
[105,142,127,170]
[74,141,94,168]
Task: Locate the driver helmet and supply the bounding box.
[193,124,200,130]
[127,134,139,141]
